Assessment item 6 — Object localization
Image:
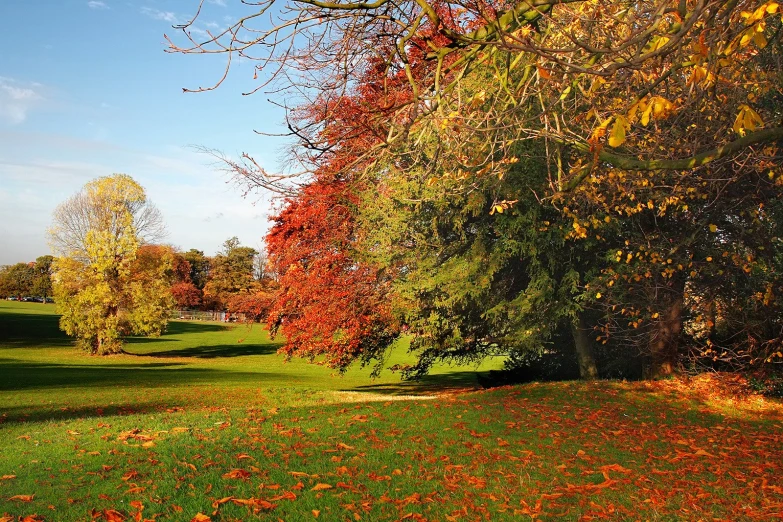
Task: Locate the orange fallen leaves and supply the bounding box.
[311,483,333,491]
[102,509,126,522]
[269,491,297,501]
[0,475,16,480]
[190,514,211,522]
[8,495,34,502]
[222,468,251,479]
[599,464,633,474]
[120,471,138,481]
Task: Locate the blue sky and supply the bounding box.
[0,0,290,264]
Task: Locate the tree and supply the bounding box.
[202,237,258,309]
[50,175,172,354]
[0,263,35,299]
[266,178,399,371]
[182,249,210,289]
[32,255,54,302]
[171,0,783,377]
[359,139,604,379]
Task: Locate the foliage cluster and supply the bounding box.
[173,0,783,379]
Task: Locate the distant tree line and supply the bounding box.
[0,256,54,301]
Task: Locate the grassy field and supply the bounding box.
[1,301,782,521]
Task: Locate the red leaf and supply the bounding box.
[222,469,251,479]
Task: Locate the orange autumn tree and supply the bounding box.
[265,178,399,371]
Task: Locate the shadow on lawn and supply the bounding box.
[344,370,485,395]
[0,358,288,392]
[123,320,232,346]
[139,341,283,359]
[0,310,70,348]
[0,400,192,425]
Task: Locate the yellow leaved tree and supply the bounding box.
[49,174,172,354]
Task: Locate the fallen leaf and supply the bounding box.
[190,514,210,522]
[211,497,234,508]
[312,510,320,518]
[311,483,333,491]
[103,509,126,522]
[0,475,16,480]
[270,491,297,501]
[8,495,34,502]
[600,464,633,474]
[222,469,251,479]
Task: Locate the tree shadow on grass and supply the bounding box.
[0,311,71,348]
[122,320,232,346]
[0,358,290,392]
[0,401,191,425]
[165,320,233,335]
[344,370,485,396]
[136,342,283,359]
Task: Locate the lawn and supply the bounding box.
[1,301,782,521]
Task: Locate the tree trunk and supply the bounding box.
[648,280,685,378]
[571,313,599,380]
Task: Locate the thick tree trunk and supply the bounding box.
[571,313,599,380]
[648,280,686,378]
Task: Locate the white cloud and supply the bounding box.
[0,78,44,125]
[87,1,109,9]
[141,7,179,23]
[207,0,227,6]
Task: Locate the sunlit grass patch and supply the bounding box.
[1,301,782,521]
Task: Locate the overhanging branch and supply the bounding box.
[562,127,783,192]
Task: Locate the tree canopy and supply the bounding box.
[171,0,783,378]
[50,175,173,354]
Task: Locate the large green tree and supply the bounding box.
[50,174,172,354]
[203,237,258,310]
[0,263,35,299]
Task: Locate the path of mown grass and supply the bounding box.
[1,301,782,521]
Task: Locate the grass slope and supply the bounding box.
[1,301,782,521]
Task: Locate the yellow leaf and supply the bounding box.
[595,292,602,299]
[641,102,654,126]
[733,105,764,135]
[709,224,717,233]
[608,116,628,148]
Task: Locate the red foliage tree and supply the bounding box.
[265,179,399,371]
[171,281,203,309]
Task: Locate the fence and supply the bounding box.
[169,310,255,323]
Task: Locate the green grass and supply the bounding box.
[1,301,782,521]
